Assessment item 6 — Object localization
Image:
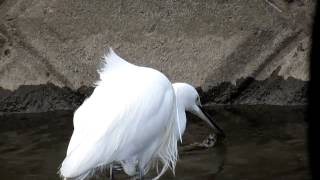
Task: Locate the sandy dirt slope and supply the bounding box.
[0,0,314,111]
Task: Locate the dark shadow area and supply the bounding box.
[308,1,319,179]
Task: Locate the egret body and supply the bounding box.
[59,49,224,179]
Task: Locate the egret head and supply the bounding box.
[173,83,225,138]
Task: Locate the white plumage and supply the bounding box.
[59,49,224,180]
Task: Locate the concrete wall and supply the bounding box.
[0,0,313,91]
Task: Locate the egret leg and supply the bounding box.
[138,168,144,180]
[138,164,144,180]
[109,163,114,180]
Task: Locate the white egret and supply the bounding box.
[59,49,225,180]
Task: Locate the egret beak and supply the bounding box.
[196,106,226,138]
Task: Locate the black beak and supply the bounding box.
[199,106,226,138]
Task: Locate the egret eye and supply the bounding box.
[196,96,201,105]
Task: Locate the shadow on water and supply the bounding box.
[0,105,310,180]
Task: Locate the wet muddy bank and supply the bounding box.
[0,74,307,113]
[0,105,310,179]
[199,68,308,105]
[0,84,94,113]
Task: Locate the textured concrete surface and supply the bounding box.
[0,0,314,91]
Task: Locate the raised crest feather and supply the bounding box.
[95,48,133,86]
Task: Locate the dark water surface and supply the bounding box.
[0,105,310,180]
